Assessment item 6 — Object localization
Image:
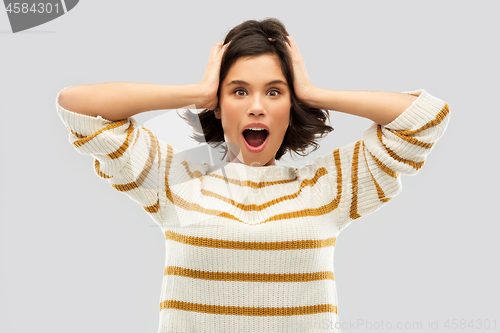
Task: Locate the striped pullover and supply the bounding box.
[55,88,450,333]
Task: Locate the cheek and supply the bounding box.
[221,98,240,112]
[219,107,239,133]
[277,103,291,125]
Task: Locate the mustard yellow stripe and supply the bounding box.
[393,103,450,136]
[179,160,300,188]
[367,150,399,179]
[377,126,425,171]
[385,128,435,149]
[164,144,175,203]
[334,148,343,209]
[110,180,139,192]
[163,148,343,225]
[143,199,160,214]
[198,167,328,212]
[374,103,450,171]
[141,129,161,214]
[107,122,136,159]
[155,130,161,171]
[164,266,334,282]
[69,128,85,138]
[180,160,205,180]
[103,127,160,213]
[110,127,157,191]
[162,144,234,222]
[72,121,160,214]
[71,119,128,148]
[349,141,362,220]
[94,159,112,179]
[207,170,299,188]
[255,149,342,224]
[159,300,337,316]
[165,230,335,249]
[362,141,392,203]
[171,190,244,221]
[176,159,324,212]
[72,120,136,180]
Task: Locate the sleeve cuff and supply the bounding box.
[384,89,449,131]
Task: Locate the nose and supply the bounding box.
[247,95,267,116]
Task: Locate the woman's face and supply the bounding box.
[215,53,291,167]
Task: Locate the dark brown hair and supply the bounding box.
[178,17,334,161]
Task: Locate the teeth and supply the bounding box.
[246,127,266,131]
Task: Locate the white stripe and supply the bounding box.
[161,275,337,307]
[165,242,335,273]
[159,310,340,333]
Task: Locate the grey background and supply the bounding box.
[0,0,498,332]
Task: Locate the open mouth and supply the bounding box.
[242,129,269,147]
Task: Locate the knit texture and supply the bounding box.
[55,88,450,333]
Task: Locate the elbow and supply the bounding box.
[57,86,76,111]
[57,86,95,117]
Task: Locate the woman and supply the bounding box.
[56,18,450,333]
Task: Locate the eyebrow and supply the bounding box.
[226,80,288,87]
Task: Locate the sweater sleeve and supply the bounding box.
[55,86,165,226]
[312,89,451,233]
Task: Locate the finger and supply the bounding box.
[209,44,219,57]
[221,41,231,50]
[285,36,295,52]
[217,41,231,57]
[209,43,224,61]
[288,36,299,51]
[287,37,301,58]
[214,43,223,53]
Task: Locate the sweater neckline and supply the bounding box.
[210,161,297,182]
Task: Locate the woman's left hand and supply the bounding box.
[284,36,318,106]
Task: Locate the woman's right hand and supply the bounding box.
[198,42,230,110]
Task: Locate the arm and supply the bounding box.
[284,36,417,125]
[308,89,451,233]
[285,36,451,232]
[57,42,229,121]
[57,82,208,121]
[55,43,229,226]
[55,88,167,226]
[303,89,418,126]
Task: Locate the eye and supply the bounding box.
[233,89,281,97]
[234,89,247,96]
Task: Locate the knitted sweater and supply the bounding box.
[55,88,450,333]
